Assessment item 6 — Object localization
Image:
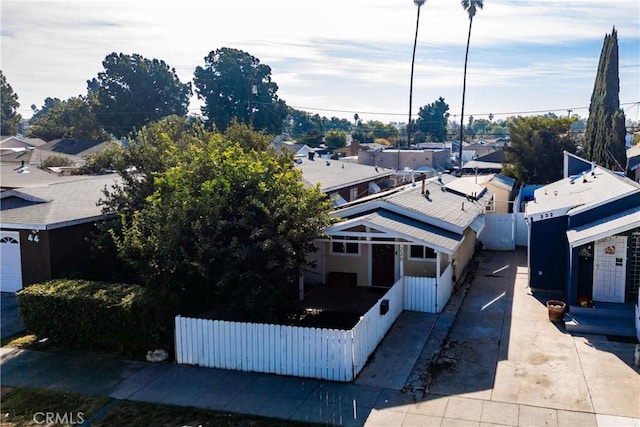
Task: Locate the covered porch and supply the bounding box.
[303,209,467,313]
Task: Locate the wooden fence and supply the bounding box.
[175,274,447,381]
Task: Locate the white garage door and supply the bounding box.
[1,231,23,293]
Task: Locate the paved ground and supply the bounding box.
[0,292,24,340]
[365,249,640,427]
[1,249,639,426]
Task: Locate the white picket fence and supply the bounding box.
[404,264,452,313]
[175,274,448,382]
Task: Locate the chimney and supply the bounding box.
[351,140,360,157]
[308,152,315,161]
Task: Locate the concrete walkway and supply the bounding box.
[1,249,639,426]
[365,249,640,427]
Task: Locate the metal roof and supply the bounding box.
[566,206,640,248]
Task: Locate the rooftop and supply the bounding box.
[0,174,119,229]
[525,166,640,218]
[295,157,394,193]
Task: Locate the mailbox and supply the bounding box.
[380,299,389,315]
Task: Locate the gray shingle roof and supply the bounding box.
[1,164,83,189]
[1,175,118,229]
[378,176,492,231]
[360,210,462,253]
[296,158,394,192]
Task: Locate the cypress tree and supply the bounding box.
[584,27,627,170]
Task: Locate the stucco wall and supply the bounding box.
[324,242,370,286]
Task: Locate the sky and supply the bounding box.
[1,0,639,125]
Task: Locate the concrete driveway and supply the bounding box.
[366,249,639,426]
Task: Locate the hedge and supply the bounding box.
[17,279,175,355]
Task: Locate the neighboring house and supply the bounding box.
[459,173,516,214]
[524,152,640,336]
[627,143,640,182]
[0,164,82,191]
[358,148,451,172]
[460,160,503,175]
[0,173,117,292]
[271,141,316,158]
[295,154,395,205]
[0,136,43,166]
[306,174,491,312]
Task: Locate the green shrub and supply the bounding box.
[40,154,75,168]
[17,279,176,356]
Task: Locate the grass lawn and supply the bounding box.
[1,387,322,427]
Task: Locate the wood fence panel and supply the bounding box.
[176,275,410,381]
[479,213,516,251]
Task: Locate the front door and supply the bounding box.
[372,244,395,287]
[593,236,627,303]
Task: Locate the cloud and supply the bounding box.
[1,0,638,123]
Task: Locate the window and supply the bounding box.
[409,245,436,260]
[349,187,359,201]
[332,236,360,255]
[485,195,495,212]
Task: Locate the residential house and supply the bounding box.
[295,154,395,205]
[524,152,640,336]
[305,174,491,312]
[627,143,640,182]
[357,147,451,173]
[459,173,516,214]
[0,172,118,292]
[271,141,316,158]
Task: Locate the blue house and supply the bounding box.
[525,153,640,336]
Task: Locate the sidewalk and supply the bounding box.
[1,249,639,426]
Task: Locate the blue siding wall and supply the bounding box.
[566,155,592,178]
[569,193,640,228]
[529,216,568,291]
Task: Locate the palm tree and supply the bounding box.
[458,0,483,172]
[407,0,427,151]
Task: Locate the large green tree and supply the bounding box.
[458,0,484,165]
[417,97,450,142]
[88,53,192,138]
[98,116,331,321]
[27,96,107,141]
[1,70,22,135]
[503,116,577,184]
[324,129,347,149]
[194,48,288,134]
[584,28,627,170]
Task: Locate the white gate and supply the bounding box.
[514,212,528,247]
[479,213,515,251]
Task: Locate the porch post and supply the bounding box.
[399,244,404,278]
